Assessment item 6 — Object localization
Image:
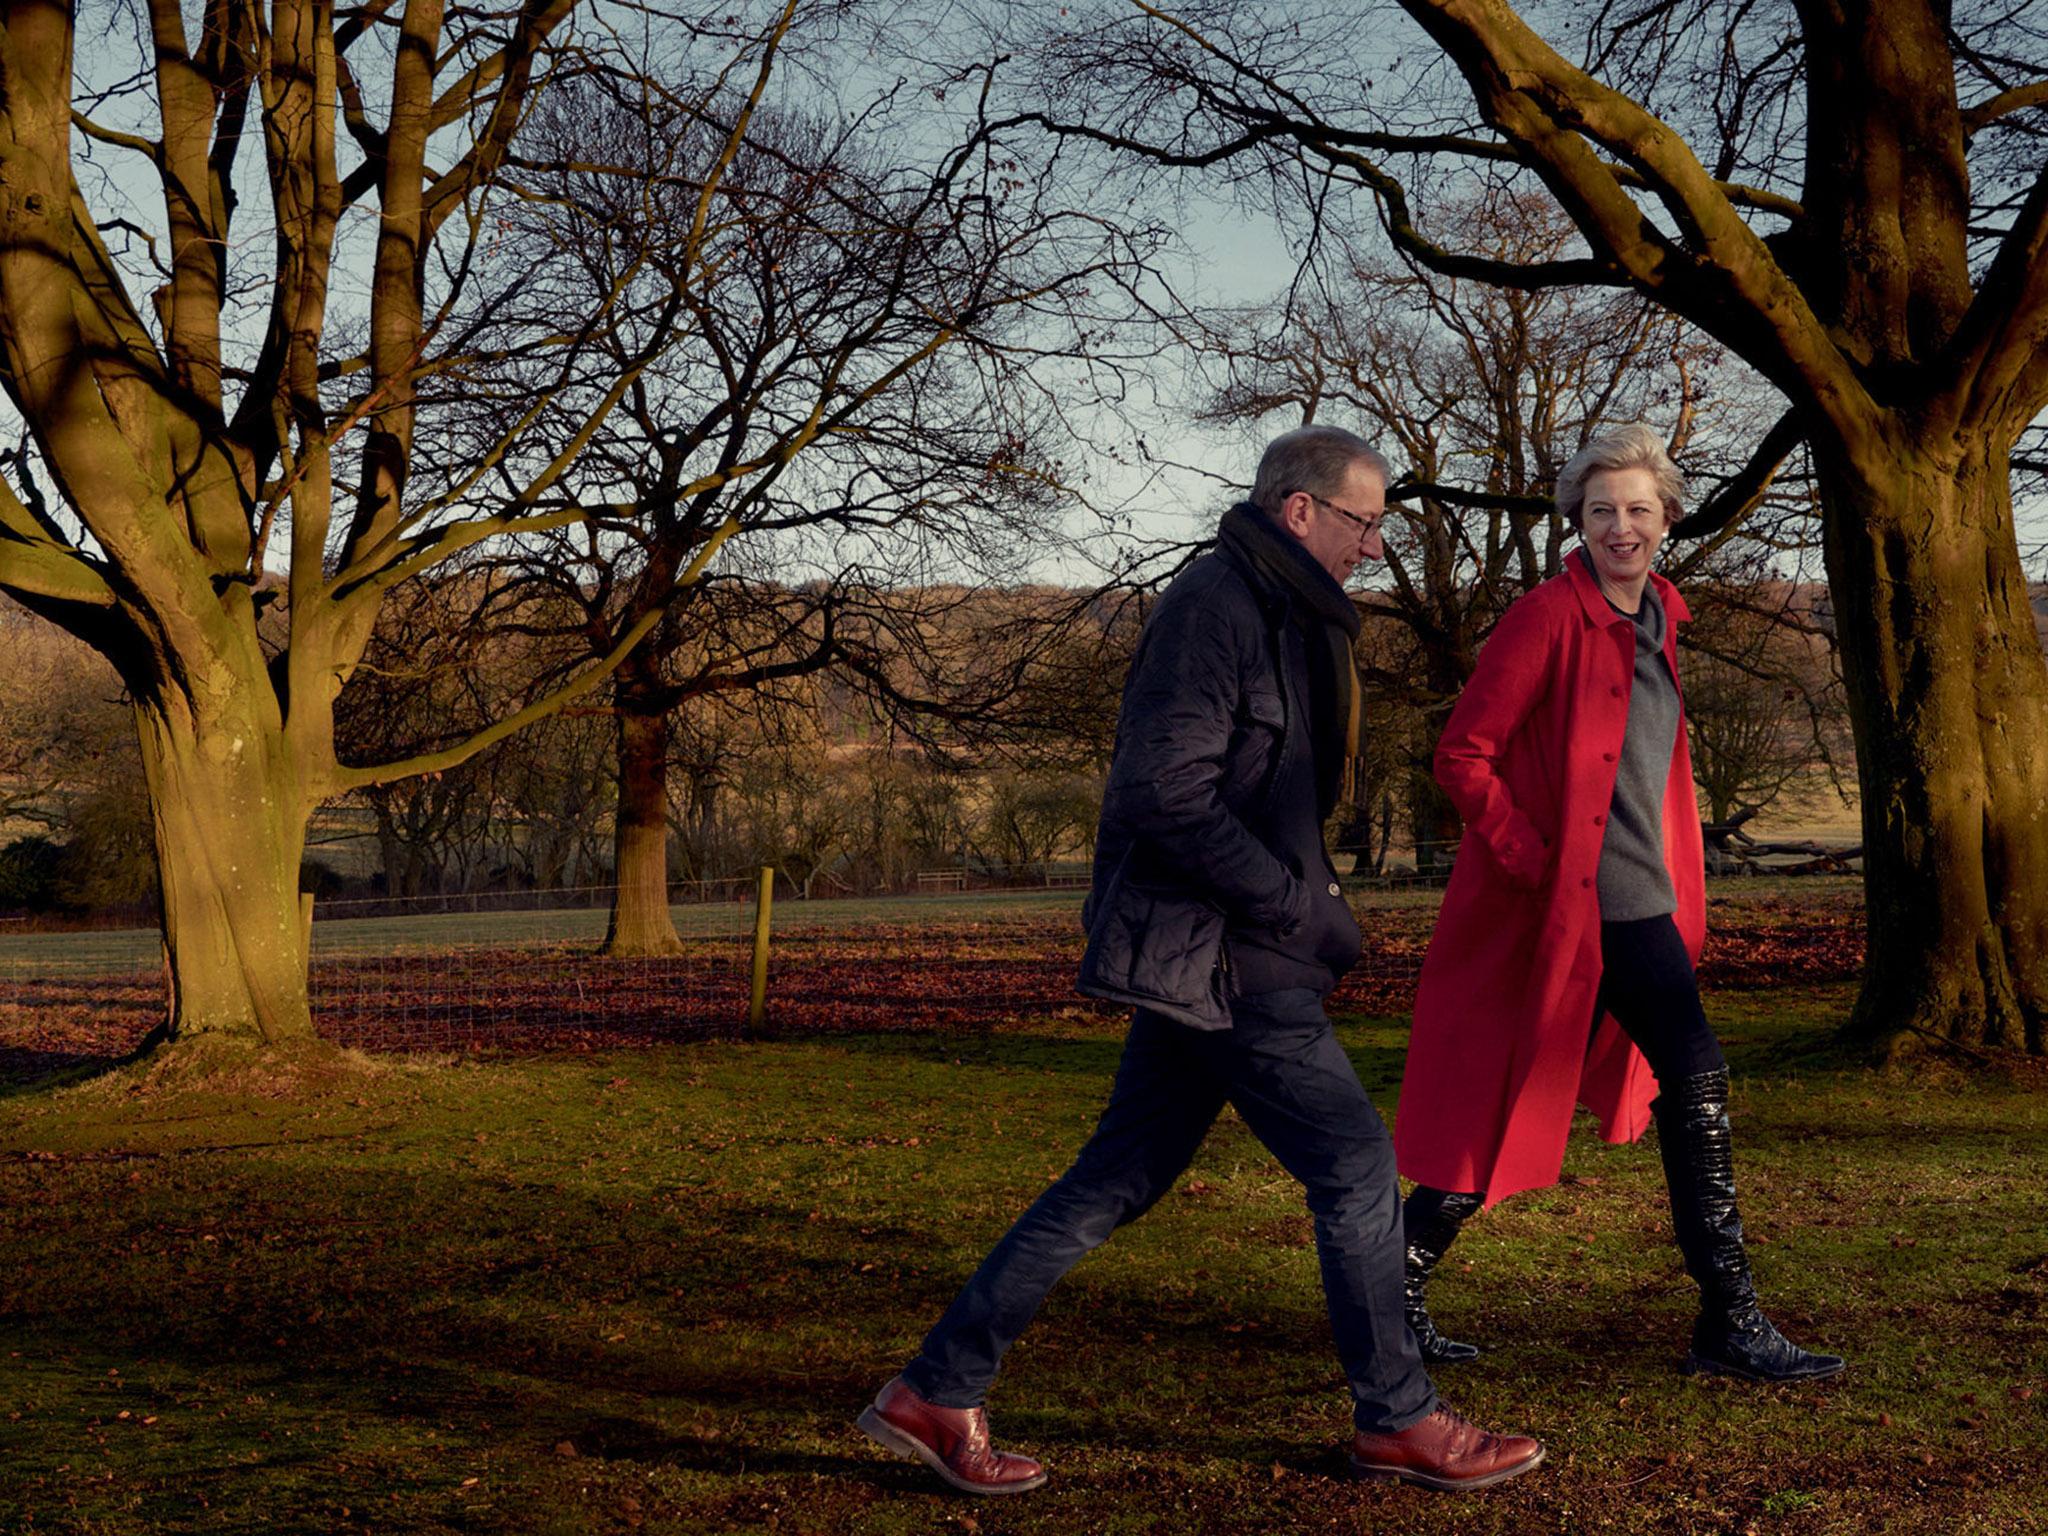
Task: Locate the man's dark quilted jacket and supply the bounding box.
[1078,535,1362,1029]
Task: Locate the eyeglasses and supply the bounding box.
[1304,493,1382,537]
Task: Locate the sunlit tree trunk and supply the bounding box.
[134,696,313,1042]
[1820,432,2048,1055]
[0,0,599,1059]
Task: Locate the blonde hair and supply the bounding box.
[1555,423,1684,528]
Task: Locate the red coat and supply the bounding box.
[1393,555,1706,1209]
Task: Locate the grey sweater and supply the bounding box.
[1595,572,1680,921]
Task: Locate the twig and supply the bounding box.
[1900,1019,1999,1066]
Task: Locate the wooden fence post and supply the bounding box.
[748,867,775,1029]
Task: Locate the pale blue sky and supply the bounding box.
[32,2,2048,593]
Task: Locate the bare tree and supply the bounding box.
[664,689,763,886]
[0,0,1146,1042]
[0,597,157,913]
[1191,193,1802,862]
[0,598,134,834]
[331,570,595,897]
[0,0,647,1046]
[450,58,1158,952]
[728,717,852,901]
[1011,0,2048,1055]
[972,767,1100,879]
[488,708,614,890]
[1681,565,1851,828]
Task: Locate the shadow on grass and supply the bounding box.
[6,1000,2045,1534]
[823,1024,1414,1096]
[0,1047,134,1095]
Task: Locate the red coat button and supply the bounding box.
[1610,686,1623,697]
[1593,814,1605,826]
[1580,878,1592,888]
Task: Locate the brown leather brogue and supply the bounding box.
[857,1376,1048,1495]
[1349,1401,1545,1492]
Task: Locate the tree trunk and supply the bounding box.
[1415,639,1475,871]
[1819,432,2048,1056]
[135,702,315,1043]
[376,807,406,900]
[603,699,683,957]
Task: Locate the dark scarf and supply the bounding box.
[1217,503,1363,815]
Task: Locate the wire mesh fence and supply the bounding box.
[0,925,166,1083]
[307,896,758,1054]
[0,886,759,1079]
[0,875,1868,1085]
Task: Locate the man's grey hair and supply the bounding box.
[1250,425,1393,516]
[1555,423,1685,528]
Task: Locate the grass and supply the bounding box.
[2,965,2043,1536]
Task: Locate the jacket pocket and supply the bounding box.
[1081,841,1133,933]
[1244,687,1284,729]
[1312,888,1364,977]
[1080,872,1226,1015]
[1224,686,1286,808]
[1493,809,1553,891]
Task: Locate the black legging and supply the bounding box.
[1593,912,1726,1084]
[1410,912,1724,1212]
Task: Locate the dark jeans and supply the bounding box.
[902,992,1437,1432]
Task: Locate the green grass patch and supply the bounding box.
[1,983,2043,1534]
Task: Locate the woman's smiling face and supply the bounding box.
[1579,466,1671,598]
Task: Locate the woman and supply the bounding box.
[1392,423,1842,1384]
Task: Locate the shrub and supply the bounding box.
[0,835,65,912]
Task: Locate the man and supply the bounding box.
[857,427,1546,1495]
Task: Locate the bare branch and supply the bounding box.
[1383,0,1875,431]
[1387,478,1553,515]
[335,591,670,789]
[1944,159,2048,425]
[0,471,117,608]
[1672,408,1805,539]
[70,109,162,162]
[1961,78,2048,137]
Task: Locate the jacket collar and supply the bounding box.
[1215,541,1288,623]
[1213,513,1301,623]
[1565,545,1690,628]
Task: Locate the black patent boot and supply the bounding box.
[1653,1070,1845,1383]
[1402,1186,1484,1365]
